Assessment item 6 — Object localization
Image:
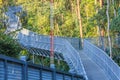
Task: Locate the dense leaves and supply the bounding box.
[110,8,120,33]
[0,0,119,38]
[0,31,22,58]
[1,0,120,67]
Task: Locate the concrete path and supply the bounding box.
[79,50,111,80]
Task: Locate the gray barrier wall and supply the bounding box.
[83,40,120,80]
[0,54,85,80]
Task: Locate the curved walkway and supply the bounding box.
[79,50,111,80]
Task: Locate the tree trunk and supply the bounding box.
[98,0,106,50]
[112,0,117,17]
[100,28,105,50]
[106,0,112,58]
[76,0,83,47]
[95,0,101,46]
[111,0,116,48]
[99,0,103,8]
[95,0,97,6]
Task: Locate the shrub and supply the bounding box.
[0,32,22,58]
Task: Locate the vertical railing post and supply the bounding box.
[22,64,25,80]
[52,69,56,80]
[50,0,55,69]
[40,67,42,80]
[63,74,65,80]
[22,62,27,80]
[4,60,7,80]
[71,74,74,80]
[26,63,28,80]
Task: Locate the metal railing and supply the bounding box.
[83,39,120,80]
[4,6,87,80]
[16,29,88,80]
[4,6,22,34]
[0,54,85,80]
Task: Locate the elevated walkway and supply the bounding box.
[17,29,87,79]
[4,6,88,79]
[79,50,110,80]
[83,40,120,80]
[0,54,85,80]
[4,6,120,80]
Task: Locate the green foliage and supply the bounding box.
[80,0,97,37]
[20,49,28,56]
[110,8,120,33]
[0,0,119,38]
[1,0,120,68]
[112,48,120,66]
[15,0,81,37]
[94,7,107,28]
[55,60,69,72]
[0,31,22,58]
[33,55,69,72]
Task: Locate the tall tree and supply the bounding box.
[106,0,112,58]
[112,0,116,17]
[99,0,103,8]
[76,0,83,44]
[95,0,101,46]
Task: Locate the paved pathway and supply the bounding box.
[79,50,111,80]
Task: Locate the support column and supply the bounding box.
[50,0,55,69]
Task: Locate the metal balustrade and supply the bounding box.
[0,61,5,80]
[4,6,22,34]
[5,6,87,79]
[6,5,119,80]
[83,39,120,80]
[17,29,88,80]
[4,5,120,80]
[0,54,85,80]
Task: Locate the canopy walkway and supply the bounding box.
[17,30,120,80]
[3,6,120,80]
[79,50,110,80]
[17,29,87,79]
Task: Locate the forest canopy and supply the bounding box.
[0,0,120,38]
[0,0,120,67]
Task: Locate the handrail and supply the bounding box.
[84,39,120,80]
[0,54,85,80]
[4,6,87,80]
[17,31,88,80]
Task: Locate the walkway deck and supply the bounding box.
[79,50,111,80]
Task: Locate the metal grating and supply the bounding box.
[17,31,87,79]
[0,60,5,80]
[42,70,52,80]
[28,67,40,80]
[84,39,120,80]
[27,47,64,60]
[64,75,71,80]
[56,73,63,80]
[7,62,22,80]
[73,78,78,80]
[0,54,85,80]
